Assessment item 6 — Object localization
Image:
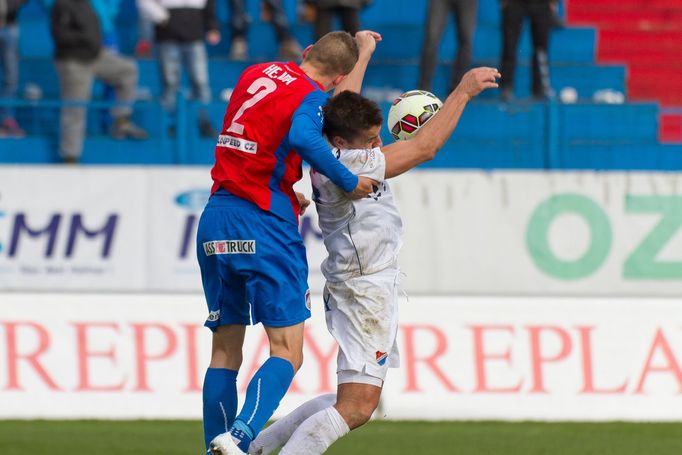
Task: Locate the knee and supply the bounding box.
[120,58,138,84]
[210,344,243,371]
[336,400,377,430]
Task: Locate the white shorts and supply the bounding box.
[323,266,401,387]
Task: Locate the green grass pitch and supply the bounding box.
[1,420,681,454]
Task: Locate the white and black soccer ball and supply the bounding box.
[387,90,443,141]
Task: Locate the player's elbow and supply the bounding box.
[415,139,439,162]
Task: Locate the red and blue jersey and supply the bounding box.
[210,61,358,224]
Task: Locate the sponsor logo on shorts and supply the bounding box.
[305,289,311,310]
[376,351,388,366]
[203,240,256,256]
[216,134,258,154]
[207,310,220,322]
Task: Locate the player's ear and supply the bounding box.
[331,74,347,88]
[301,45,313,60]
[332,135,347,149]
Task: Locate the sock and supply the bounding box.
[230,356,295,452]
[250,394,337,455]
[279,406,350,455]
[202,368,238,449]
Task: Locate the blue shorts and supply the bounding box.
[196,189,311,329]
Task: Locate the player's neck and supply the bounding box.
[299,61,334,92]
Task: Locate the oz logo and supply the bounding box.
[527,194,682,281]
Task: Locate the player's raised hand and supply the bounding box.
[355,30,382,57]
[349,176,378,199]
[456,67,502,99]
[296,192,311,215]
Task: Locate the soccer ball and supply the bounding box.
[387,90,443,141]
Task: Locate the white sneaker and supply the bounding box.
[208,433,246,455]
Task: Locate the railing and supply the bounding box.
[1,96,680,169]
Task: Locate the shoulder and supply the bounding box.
[338,147,385,174]
[296,89,329,113]
[339,147,384,164]
[293,90,328,125]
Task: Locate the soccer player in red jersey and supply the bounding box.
[197,31,380,455]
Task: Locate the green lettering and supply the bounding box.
[527,194,612,280]
[624,196,682,280]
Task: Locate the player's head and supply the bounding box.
[323,91,383,150]
[302,32,359,91]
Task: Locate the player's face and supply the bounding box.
[345,124,382,149]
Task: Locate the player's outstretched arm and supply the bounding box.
[382,67,501,179]
[333,31,382,96]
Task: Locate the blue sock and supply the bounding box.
[202,368,238,449]
[229,357,295,452]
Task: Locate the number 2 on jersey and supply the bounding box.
[227,77,278,135]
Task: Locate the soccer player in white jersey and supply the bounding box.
[248,67,501,455]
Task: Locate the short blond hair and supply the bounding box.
[304,31,359,77]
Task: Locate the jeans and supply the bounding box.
[0,25,19,120]
[229,0,292,42]
[500,0,553,97]
[418,0,478,93]
[314,6,360,40]
[56,50,138,159]
[157,41,211,111]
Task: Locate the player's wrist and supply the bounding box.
[452,86,473,102]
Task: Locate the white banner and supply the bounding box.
[0,168,147,291]
[393,172,682,295]
[146,169,210,292]
[1,168,682,295]
[1,293,681,421]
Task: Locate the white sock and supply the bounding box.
[278,406,350,455]
[249,394,336,455]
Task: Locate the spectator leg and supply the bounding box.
[450,0,477,91]
[500,1,525,97]
[184,41,211,105]
[0,25,19,121]
[529,3,553,98]
[184,41,215,136]
[418,0,449,92]
[229,0,249,39]
[56,60,95,161]
[338,7,360,36]
[94,50,138,119]
[265,0,293,43]
[157,43,182,112]
[314,8,334,41]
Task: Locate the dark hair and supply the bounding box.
[323,91,384,144]
[304,31,359,77]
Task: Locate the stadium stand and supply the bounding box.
[567,0,682,143]
[1,0,680,168]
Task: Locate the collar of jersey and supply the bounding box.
[285,61,325,91]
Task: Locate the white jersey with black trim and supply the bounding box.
[310,147,403,282]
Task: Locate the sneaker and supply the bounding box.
[279,39,302,61]
[208,433,246,455]
[1,117,25,138]
[229,37,248,60]
[111,117,149,140]
[199,117,217,138]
